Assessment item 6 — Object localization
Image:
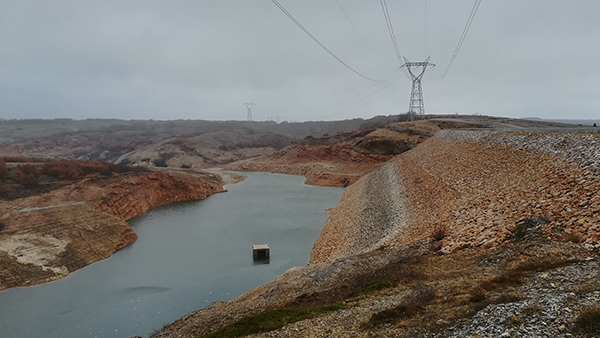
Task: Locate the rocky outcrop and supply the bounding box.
[0,171,224,290]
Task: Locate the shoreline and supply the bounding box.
[0,170,226,291]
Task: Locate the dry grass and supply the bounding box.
[562,232,583,244]
[364,284,436,327]
[431,224,448,242]
[507,315,523,327]
[573,306,600,336]
[200,303,349,338]
[522,305,543,315]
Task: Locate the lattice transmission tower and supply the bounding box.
[243,102,256,121]
[401,56,435,118]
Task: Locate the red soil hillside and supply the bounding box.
[225,120,440,187]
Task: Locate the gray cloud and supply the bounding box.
[0,0,598,121]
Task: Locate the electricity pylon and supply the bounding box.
[401,56,435,119]
[243,102,256,121]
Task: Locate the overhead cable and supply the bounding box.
[326,78,411,119]
[323,70,402,117]
[335,0,387,62]
[441,0,482,78]
[271,0,381,82]
[303,68,401,121]
[379,0,403,66]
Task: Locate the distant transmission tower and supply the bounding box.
[401,56,435,119]
[243,102,256,121]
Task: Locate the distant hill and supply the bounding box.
[523,117,600,126]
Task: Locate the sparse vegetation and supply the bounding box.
[480,260,571,291]
[522,305,543,315]
[365,284,436,327]
[507,315,523,327]
[360,279,398,293]
[153,153,174,167]
[562,232,582,244]
[468,288,487,303]
[13,164,40,187]
[0,156,41,163]
[15,164,38,175]
[573,306,600,335]
[0,183,8,195]
[201,303,348,338]
[513,216,550,241]
[0,159,8,176]
[513,224,528,240]
[43,160,120,179]
[471,293,524,313]
[431,224,447,242]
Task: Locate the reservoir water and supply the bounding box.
[0,172,344,338]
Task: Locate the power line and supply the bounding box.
[323,68,400,113]
[379,0,403,66]
[271,0,381,82]
[326,78,411,120]
[424,0,428,55]
[348,79,410,111]
[441,0,482,78]
[303,68,401,120]
[335,0,387,63]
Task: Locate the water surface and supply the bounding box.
[0,172,343,338]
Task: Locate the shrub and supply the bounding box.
[513,216,550,241]
[513,224,527,240]
[573,306,600,335]
[15,164,38,175]
[431,224,447,241]
[43,160,120,180]
[365,284,436,326]
[563,232,582,244]
[522,305,543,315]
[0,182,9,195]
[43,160,82,180]
[1,156,36,163]
[468,288,488,303]
[360,279,398,293]
[428,241,443,252]
[80,161,118,175]
[507,315,523,327]
[13,170,39,187]
[0,159,8,176]
[471,293,523,313]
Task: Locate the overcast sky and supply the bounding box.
[1,1,598,122]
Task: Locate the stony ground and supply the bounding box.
[389,131,600,253]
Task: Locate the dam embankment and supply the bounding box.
[309,130,600,265]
